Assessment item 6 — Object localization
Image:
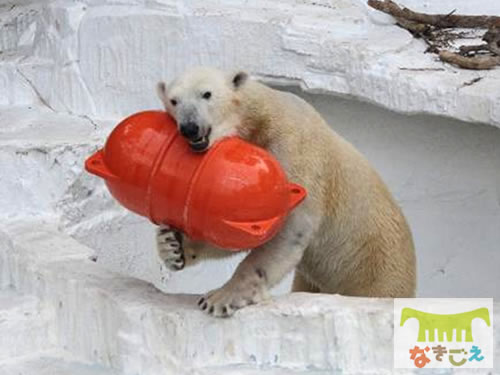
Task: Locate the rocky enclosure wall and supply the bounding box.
[1,1,500,373]
[1,0,500,125]
[1,1,499,299]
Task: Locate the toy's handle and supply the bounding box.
[85,149,117,181]
[287,183,307,210]
[222,183,306,245]
[223,217,280,238]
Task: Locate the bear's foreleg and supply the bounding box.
[197,211,315,317]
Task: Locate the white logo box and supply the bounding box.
[394,298,493,369]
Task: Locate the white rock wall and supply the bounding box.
[0,0,499,125]
[0,0,499,298]
[1,0,499,299]
[1,1,500,371]
[303,89,500,299]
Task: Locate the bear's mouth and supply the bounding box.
[188,127,211,153]
[189,136,210,152]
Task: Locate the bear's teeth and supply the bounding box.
[189,137,209,152]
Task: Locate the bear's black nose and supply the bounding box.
[180,122,200,140]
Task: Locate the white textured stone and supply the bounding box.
[0,0,499,125]
[1,1,500,373]
[0,106,110,219]
[0,352,119,375]
[2,222,499,374]
[0,290,55,361]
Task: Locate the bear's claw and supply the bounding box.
[156,226,185,270]
[198,273,269,317]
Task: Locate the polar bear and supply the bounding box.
[155,67,416,317]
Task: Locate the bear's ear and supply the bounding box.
[231,71,248,89]
[156,81,169,107]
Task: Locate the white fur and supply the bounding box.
[156,67,416,317]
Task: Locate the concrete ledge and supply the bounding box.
[1,1,499,126]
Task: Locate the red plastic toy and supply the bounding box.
[85,111,306,250]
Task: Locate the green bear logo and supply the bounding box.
[400,307,490,342]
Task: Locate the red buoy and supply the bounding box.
[85,111,306,250]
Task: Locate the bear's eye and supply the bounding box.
[202,91,212,100]
[170,99,177,106]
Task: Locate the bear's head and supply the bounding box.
[157,67,248,152]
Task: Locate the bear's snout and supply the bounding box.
[179,122,211,152]
[180,121,200,140]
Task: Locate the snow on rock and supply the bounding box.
[0,0,499,125]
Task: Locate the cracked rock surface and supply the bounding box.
[1,1,500,373]
[0,0,499,126]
